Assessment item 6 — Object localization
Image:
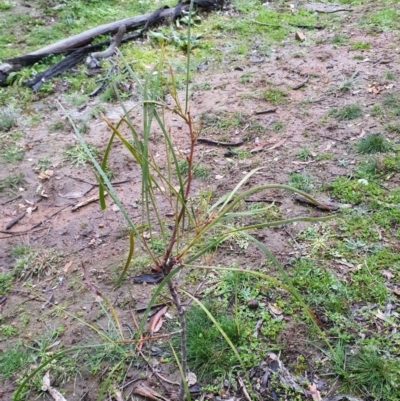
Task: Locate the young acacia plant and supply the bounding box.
[17,5,333,401]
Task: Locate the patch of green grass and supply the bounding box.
[296,148,313,161]
[370,104,383,118]
[341,348,400,400]
[290,258,349,315]
[0,343,29,379]
[0,324,18,337]
[383,71,396,81]
[0,105,17,131]
[36,157,52,172]
[12,245,63,279]
[362,9,400,31]
[1,145,24,163]
[239,72,253,84]
[356,134,392,154]
[288,172,314,192]
[385,122,400,133]
[350,41,370,51]
[355,158,378,180]
[178,159,210,179]
[64,143,101,166]
[0,173,25,193]
[329,177,382,204]
[329,104,362,121]
[262,88,288,104]
[180,301,242,380]
[316,152,335,161]
[0,1,12,10]
[380,153,400,173]
[330,34,349,45]
[330,72,358,93]
[382,92,400,117]
[0,272,13,295]
[48,121,65,132]
[271,121,284,132]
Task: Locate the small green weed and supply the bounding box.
[0,324,18,337]
[12,245,63,279]
[0,272,13,294]
[0,1,13,10]
[240,72,253,84]
[0,105,17,131]
[64,143,101,166]
[355,158,378,179]
[350,41,370,51]
[345,348,399,400]
[271,121,284,132]
[178,159,210,179]
[383,71,396,81]
[35,157,52,171]
[330,72,358,93]
[382,92,400,116]
[262,88,288,104]
[329,104,362,121]
[2,145,24,163]
[0,343,29,379]
[48,121,65,132]
[0,173,25,192]
[385,123,400,133]
[356,134,392,154]
[330,34,349,44]
[288,172,314,192]
[296,148,313,161]
[179,301,242,381]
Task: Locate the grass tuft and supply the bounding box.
[356,133,392,154]
[329,104,362,121]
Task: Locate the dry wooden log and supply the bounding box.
[0,0,225,88]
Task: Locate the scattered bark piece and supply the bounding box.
[5,212,26,230]
[197,137,245,147]
[293,194,339,211]
[292,74,309,90]
[295,31,306,42]
[253,108,277,115]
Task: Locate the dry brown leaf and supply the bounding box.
[308,383,322,401]
[268,303,283,315]
[63,261,73,274]
[149,305,168,335]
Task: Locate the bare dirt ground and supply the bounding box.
[1,1,400,400]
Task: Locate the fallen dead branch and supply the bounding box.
[293,194,339,211]
[71,192,108,211]
[0,0,225,89]
[0,205,71,235]
[197,137,245,146]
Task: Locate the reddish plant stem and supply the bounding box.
[168,280,188,401]
[162,112,195,272]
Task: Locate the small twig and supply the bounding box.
[71,192,107,211]
[253,107,277,115]
[1,194,22,205]
[311,7,353,13]
[89,65,115,97]
[292,75,309,90]
[5,212,26,230]
[237,376,252,401]
[0,205,72,235]
[244,198,282,204]
[197,138,245,147]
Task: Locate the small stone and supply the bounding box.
[247,299,259,309]
[295,31,306,42]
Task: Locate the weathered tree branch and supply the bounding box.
[0,0,225,89]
